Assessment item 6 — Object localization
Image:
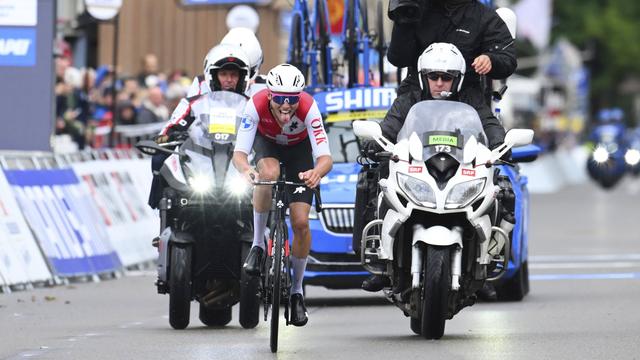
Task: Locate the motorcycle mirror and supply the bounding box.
[463,136,478,164]
[353,120,382,140]
[504,129,534,147]
[496,8,517,39]
[135,140,179,156]
[353,120,394,152]
[409,132,423,162]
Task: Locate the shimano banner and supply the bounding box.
[0,168,52,286]
[314,87,397,114]
[3,168,122,277]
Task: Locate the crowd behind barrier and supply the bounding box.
[0,149,157,293]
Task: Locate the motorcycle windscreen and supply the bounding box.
[396,100,488,162]
[188,90,248,148]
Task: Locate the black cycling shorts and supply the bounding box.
[253,132,315,205]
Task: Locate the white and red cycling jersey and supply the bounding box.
[234,89,331,160]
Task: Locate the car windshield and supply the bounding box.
[188,90,248,149]
[397,100,487,162]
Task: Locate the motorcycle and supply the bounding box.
[353,100,533,339]
[586,122,627,189]
[624,127,640,176]
[136,91,259,330]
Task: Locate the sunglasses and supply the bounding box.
[271,92,300,105]
[426,72,455,82]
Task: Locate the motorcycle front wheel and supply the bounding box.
[420,245,450,339]
[169,245,192,330]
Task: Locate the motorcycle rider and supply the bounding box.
[188,27,265,98]
[232,64,333,326]
[148,43,250,210]
[359,43,506,300]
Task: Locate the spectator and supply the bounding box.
[137,53,160,88]
[138,86,169,123]
[115,101,138,125]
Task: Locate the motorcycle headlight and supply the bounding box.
[445,178,486,209]
[189,174,213,194]
[226,176,250,196]
[397,173,436,207]
[625,149,640,166]
[593,146,609,163]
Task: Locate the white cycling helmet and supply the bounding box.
[203,43,250,94]
[266,63,305,93]
[221,27,263,81]
[417,43,466,97]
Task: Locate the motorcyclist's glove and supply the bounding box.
[153,134,169,144]
[362,140,384,162]
[168,131,190,142]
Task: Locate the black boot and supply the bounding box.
[362,274,391,292]
[243,246,264,276]
[290,293,308,326]
[477,282,497,301]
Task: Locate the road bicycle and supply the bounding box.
[253,164,322,353]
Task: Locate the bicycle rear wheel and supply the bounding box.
[316,0,331,86]
[345,0,358,88]
[375,0,386,86]
[289,13,308,79]
[270,226,283,353]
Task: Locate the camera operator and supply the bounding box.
[386,0,516,150]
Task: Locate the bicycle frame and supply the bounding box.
[287,0,333,91]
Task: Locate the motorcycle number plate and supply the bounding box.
[209,108,237,135]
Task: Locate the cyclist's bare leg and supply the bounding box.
[289,202,311,296]
[249,158,279,250]
[290,202,312,258]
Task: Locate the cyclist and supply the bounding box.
[188,27,265,97]
[232,64,333,327]
[148,43,250,209]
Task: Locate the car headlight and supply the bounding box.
[189,174,213,194]
[227,177,249,196]
[593,146,609,163]
[397,173,436,207]
[625,149,640,166]
[445,178,485,209]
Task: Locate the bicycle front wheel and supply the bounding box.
[270,227,283,353]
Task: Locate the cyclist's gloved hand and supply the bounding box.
[299,169,321,189]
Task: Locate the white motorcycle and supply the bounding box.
[353,100,533,339]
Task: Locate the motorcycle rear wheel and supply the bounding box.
[169,245,192,330]
[420,246,450,339]
[199,303,232,326]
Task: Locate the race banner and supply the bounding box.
[313,87,397,116]
[0,168,51,285]
[3,168,122,276]
[71,158,157,267]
